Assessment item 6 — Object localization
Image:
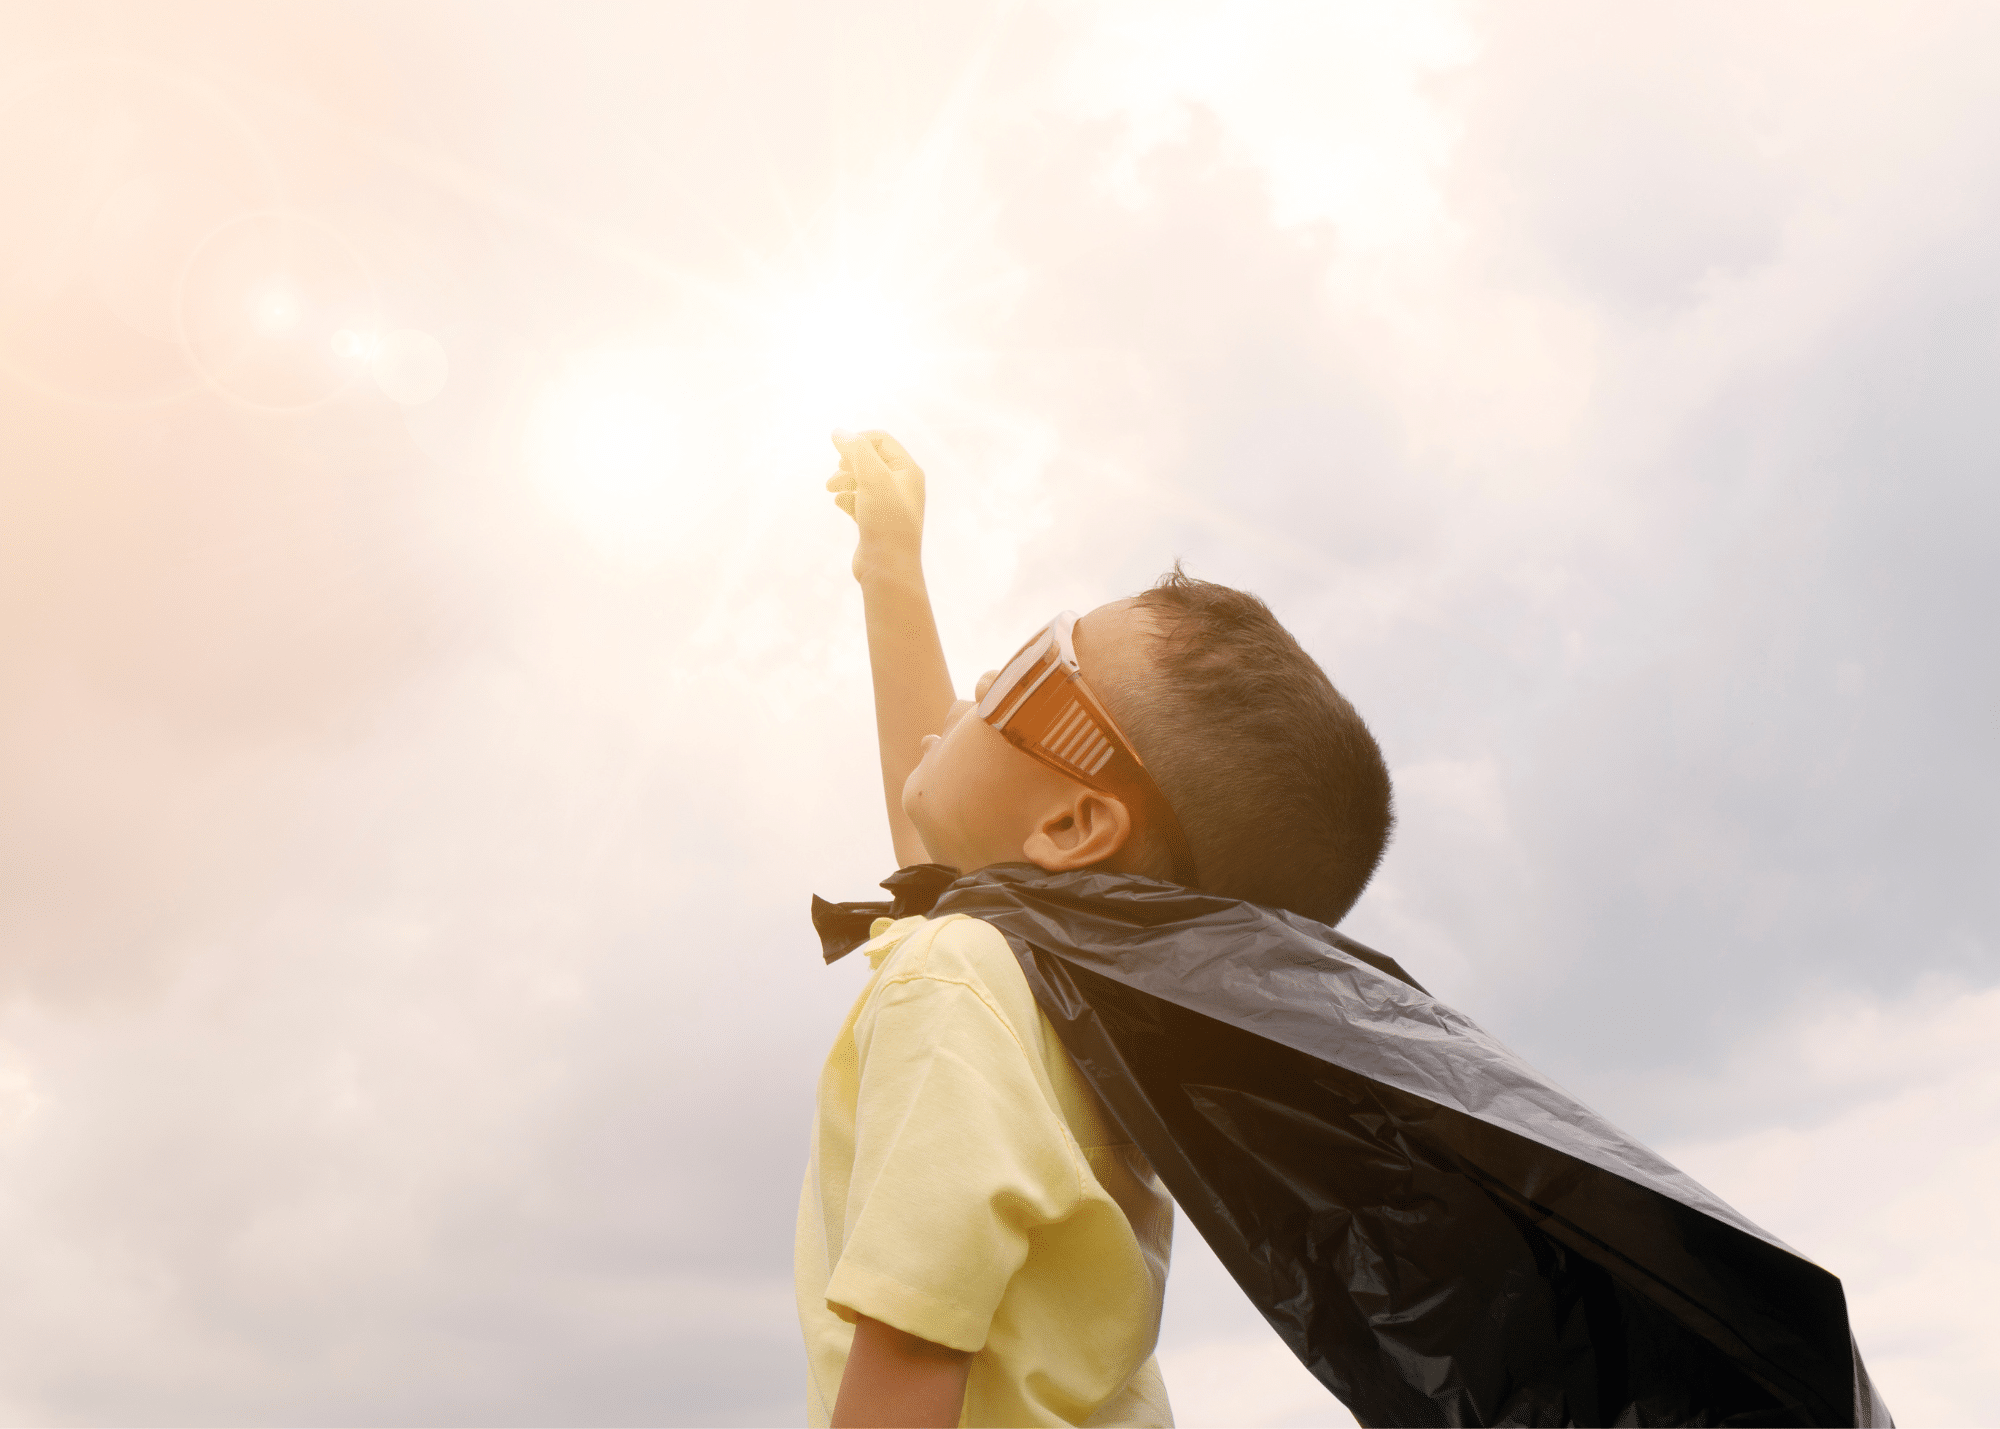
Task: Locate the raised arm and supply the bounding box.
[826,430,956,869]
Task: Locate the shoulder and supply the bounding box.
[879,914,1025,994]
[868,915,1040,1034]
[902,914,1020,980]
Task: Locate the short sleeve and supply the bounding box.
[826,972,1084,1352]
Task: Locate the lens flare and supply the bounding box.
[370,330,449,406]
[0,56,278,407]
[254,286,301,332]
[176,210,377,411]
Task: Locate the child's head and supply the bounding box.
[903,567,1394,926]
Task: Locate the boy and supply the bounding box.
[800,433,1887,1429]
[797,429,1392,1427]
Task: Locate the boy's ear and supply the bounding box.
[1021,789,1133,872]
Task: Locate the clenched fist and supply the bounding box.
[826,429,927,586]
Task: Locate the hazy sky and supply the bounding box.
[2,3,1996,1425]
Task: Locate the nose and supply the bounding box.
[973,668,1000,703]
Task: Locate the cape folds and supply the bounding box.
[812,864,1891,1429]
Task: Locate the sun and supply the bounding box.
[760,276,926,433]
[522,269,949,556]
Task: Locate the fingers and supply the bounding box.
[826,458,859,521]
[833,429,893,488]
[832,428,916,477]
[860,429,916,472]
[830,428,867,468]
[827,465,858,520]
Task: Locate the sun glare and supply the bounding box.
[762,278,923,431]
[525,272,948,556]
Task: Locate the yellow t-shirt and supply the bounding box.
[795,912,1176,1428]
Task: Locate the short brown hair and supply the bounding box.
[1114,566,1394,926]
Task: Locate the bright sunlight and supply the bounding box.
[528,270,940,557]
[761,277,923,433]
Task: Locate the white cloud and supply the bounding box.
[1046,0,1476,248]
[1157,1226,1356,1428]
[1661,982,2000,1428]
[1342,756,1529,1004]
[1158,1336,1352,1429]
[1,2,1996,1423]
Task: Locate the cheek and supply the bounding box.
[909,729,950,788]
[905,725,966,810]
[911,721,1005,811]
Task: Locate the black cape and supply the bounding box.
[811,864,1892,1429]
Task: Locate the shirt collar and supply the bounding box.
[858,914,930,969]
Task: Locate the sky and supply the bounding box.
[0,2,1995,1425]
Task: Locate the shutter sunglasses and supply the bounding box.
[975,611,1197,885]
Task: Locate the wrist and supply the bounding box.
[854,549,927,593]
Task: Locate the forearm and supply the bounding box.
[832,1314,971,1429]
[859,560,956,868]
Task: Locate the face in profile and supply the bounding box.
[902,600,1161,874]
[901,668,1052,872]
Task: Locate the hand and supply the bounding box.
[826,429,926,585]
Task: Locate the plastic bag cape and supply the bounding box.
[814,864,1892,1429]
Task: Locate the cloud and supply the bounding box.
[1045,0,1475,247]
[1158,1334,1352,1429]
[1155,1228,1356,1428]
[0,2,1995,1425]
[1661,980,2000,1427]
